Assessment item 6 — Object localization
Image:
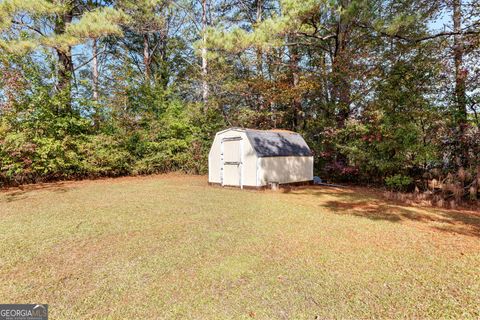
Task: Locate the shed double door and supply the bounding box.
[221,137,243,187]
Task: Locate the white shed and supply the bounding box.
[208,128,314,188]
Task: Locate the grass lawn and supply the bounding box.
[0,174,479,319]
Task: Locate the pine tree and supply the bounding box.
[0,0,127,109]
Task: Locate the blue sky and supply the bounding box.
[428,8,451,32]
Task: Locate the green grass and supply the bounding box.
[0,174,479,319]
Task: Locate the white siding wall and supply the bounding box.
[258,156,313,186]
[208,130,258,186]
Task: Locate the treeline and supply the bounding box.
[0,0,479,202]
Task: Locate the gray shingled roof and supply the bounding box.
[244,129,312,157]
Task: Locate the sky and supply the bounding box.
[428,9,450,32]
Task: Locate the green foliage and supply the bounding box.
[66,7,129,39]
[78,134,132,177]
[329,44,443,183]
[0,87,87,184]
[0,1,127,53]
[131,98,194,174]
[0,54,223,185]
[0,0,479,199]
[385,174,413,192]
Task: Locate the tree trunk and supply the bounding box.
[54,8,74,110]
[332,15,351,129]
[92,38,101,129]
[330,1,352,167]
[453,0,467,123]
[256,0,263,75]
[453,0,468,182]
[56,49,74,92]
[471,165,480,200]
[201,0,209,107]
[143,33,150,83]
[289,42,301,130]
[476,165,480,199]
[92,39,99,101]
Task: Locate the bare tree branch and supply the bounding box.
[73,46,107,71]
[11,20,45,36]
[356,22,480,43]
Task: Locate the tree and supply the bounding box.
[201,0,209,105]
[117,0,174,85]
[0,0,127,109]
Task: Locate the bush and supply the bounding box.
[78,134,133,177]
[385,174,413,192]
[0,63,225,186]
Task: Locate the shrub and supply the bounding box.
[385,174,413,192]
[78,134,133,177]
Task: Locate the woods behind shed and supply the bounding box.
[208,128,314,188]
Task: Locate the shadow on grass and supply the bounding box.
[291,185,480,238]
[328,199,480,238]
[1,182,70,203]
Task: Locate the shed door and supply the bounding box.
[221,138,242,187]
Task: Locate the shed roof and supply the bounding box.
[220,128,312,157]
